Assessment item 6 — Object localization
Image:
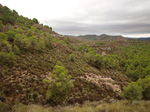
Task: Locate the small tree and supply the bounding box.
[0,51,16,66]
[44,34,53,48]
[84,51,95,63]
[69,54,75,62]
[7,30,16,41]
[121,82,143,101]
[43,61,74,105]
[93,54,104,68]
[29,36,38,51]
[0,40,12,52]
[14,34,23,48]
[0,33,7,40]
[37,40,46,51]
[32,18,39,24]
[137,76,150,99]
[21,38,31,50]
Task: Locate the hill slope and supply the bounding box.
[0,4,150,107]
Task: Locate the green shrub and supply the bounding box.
[21,38,31,50]
[13,45,20,54]
[44,25,52,30]
[0,51,16,65]
[7,30,16,41]
[43,61,74,105]
[29,36,38,51]
[0,20,4,31]
[69,54,75,62]
[14,34,23,47]
[0,6,17,25]
[121,82,143,101]
[0,40,12,52]
[44,34,53,48]
[37,40,46,51]
[16,27,24,34]
[93,54,105,68]
[0,33,7,40]
[27,29,33,37]
[137,76,150,99]
[64,38,70,44]
[84,51,95,63]
[32,18,39,24]
[142,66,150,78]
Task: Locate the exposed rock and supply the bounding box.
[102,51,106,56]
[80,73,122,94]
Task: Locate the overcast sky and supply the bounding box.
[1,0,150,37]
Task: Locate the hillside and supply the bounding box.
[77,34,126,41]
[0,4,150,111]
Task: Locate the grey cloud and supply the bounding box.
[42,0,150,37]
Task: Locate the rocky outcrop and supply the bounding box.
[80,73,122,94]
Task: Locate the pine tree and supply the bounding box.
[43,61,74,105]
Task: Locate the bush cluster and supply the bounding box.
[122,76,150,101]
[43,61,74,105]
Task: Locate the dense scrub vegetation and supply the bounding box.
[117,42,150,81]
[0,4,150,111]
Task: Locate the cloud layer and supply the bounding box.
[42,0,150,37]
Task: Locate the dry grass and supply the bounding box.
[9,100,150,112]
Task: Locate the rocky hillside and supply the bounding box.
[1,4,150,107]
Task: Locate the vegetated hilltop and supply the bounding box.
[0,4,150,108]
[77,34,126,41]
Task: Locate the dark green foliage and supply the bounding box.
[64,37,70,44]
[0,40,12,52]
[44,25,52,30]
[13,45,20,54]
[93,54,105,68]
[7,30,16,41]
[44,34,53,48]
[32,18,39,24]
[43,61,74,105]
[21,38,31,50]
[84,51,118,69]
[29,36,38,51]
[122,82,143,101]
[16,27,24,34]
[84,51,95,63]
[78,44,90,53]
[0,33,7,40]
[27,29,33,37]
[137,76,150,99]
[16,15,33,27]
[37,39,46,51]
[69,54,75,62]
[14,34,23,47]
[142,66,150,78]
[0,51,16,65]
[0,20,4,31]
[117,43,150,81]
[0,6,17,25]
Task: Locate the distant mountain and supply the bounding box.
[137,37,150,40]
[77,34,126,41]
[125,37,150,41]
